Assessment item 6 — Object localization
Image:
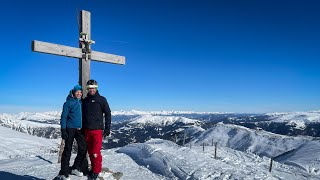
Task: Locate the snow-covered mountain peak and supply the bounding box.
[128,115,200,126]
[192,123,311,157]
[111,109,236,116]
[266,111,320,129]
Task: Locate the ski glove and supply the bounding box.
[61,129,68,140]
[103,129,110,138]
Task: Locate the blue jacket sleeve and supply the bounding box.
[60,102,70,129]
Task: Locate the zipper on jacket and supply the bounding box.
[79,99,82,128]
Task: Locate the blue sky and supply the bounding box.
[0,0,320,113]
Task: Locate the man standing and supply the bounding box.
[82,80,111,180]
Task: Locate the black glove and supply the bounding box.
[103,129,110,138]
[61,129,68,140]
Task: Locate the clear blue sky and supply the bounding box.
[0,0,320,113]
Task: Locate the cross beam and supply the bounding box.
[32,10,125,97]
[32,40,125,64]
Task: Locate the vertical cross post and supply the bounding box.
[79,10,91,97]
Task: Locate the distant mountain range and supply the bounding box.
[0,110,319,148]
[1,110,320,176]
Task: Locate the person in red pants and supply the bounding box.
[82,80,111,180]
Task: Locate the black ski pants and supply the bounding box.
[59,128,87,176]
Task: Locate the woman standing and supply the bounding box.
[57,85,87,180]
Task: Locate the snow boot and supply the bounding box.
[55,175,70,180]
[89,172,99,180]
[71,168,84,177]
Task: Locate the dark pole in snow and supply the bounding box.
[214,142,217,159]
[269,158,273,172]
[183,130,186,146]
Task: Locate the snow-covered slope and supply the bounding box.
[266,111,320,129]
[191,123,311,157]
[0,126,59,159]
[0,112,61,139]
[128,115,200,126]
[0,126,318,179]
[0,126,163,180]
[117,139,319,179]
[275,140,320,174]
[0,111,61,122]
[0,112,60,128]
[112,110,232,116]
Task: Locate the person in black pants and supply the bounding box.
[58,85,88,180]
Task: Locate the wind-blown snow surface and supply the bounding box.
[275,140,320,174]
[117,139,318,179]
[0,126,163,180]
[191,123,311,157]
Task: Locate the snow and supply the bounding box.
[1,110,320,179]
[275,140,320,174]
[0,126,59,159]
[112,110,234,116]
[0,112,60,128]
[191,123,311,157]
[266,111,320,129]
[117,139,319,179]
[128,115,200,126]
[0,126,319,179]
[0,126,163,180]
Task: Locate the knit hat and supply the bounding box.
[72,85,83,94]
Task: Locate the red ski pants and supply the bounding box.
[84,129,102,174]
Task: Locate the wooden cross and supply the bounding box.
[32,10,125,97]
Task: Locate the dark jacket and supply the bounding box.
[60,94,82,129]
[82,91,111,130]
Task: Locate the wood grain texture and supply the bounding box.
[32,40,82,58]
[91,50,125,65]
[32,40,125,64]
[79,10,91,97]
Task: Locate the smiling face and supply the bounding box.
[74,90,83,99]
[88,88,97,96]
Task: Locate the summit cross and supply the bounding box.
[32,10,125,96]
